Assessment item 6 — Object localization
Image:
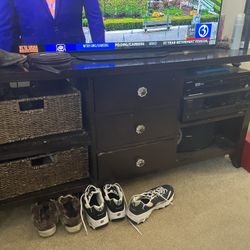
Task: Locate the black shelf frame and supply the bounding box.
[179,112,246,128]
[1,48,250,206]
[0,131,90,163]
[1,49,250,84]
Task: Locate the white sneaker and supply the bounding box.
[126,185,174,224]
[103,183,126,221]
[80,185,109,230]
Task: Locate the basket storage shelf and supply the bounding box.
[0,147,89,201]
[0,84,82,144]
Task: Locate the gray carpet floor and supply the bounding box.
[1,157,250,250]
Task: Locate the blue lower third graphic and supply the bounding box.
[45,43,116,52]
[195,24,212,39]
[76,43,115,51]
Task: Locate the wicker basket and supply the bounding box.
[0,87,82,144]
[0,147,89,201]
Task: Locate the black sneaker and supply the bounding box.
[103,183,126,221]
[80,185,109,230]
[126,185,174,224]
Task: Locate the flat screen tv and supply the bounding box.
[0,0,223,53]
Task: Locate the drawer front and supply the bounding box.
[0,91,82,144]
[98,140,176,183]
[0,147,89,201]
[96,107,178,150]
[94,72,179,113]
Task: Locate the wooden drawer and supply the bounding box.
[94,72,179,113]
[95,106,178,150]
[98,140,176,183]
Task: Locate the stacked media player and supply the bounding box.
[178,65,250,152]
[182,65,250,123]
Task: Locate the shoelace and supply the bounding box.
[80,184,100,235]
[85,185,97,200]
[131,186,174,209]
[104,183,123,205]
[80,193,89,235]
[105,183,119,194]
[80,184,106,235]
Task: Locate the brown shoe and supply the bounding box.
[57,195,82,233]
[31,200,59,238]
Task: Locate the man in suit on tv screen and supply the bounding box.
[0,0,105,51]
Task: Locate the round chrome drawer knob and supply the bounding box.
[136,124,146,135]
[137,87,148,98]
[136,158,145,168]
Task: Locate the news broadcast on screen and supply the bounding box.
[0,0,223,53]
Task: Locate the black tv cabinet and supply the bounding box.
[0,48,250,205]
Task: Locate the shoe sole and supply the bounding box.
[107,206,126,221]
[126,194,174,225]
[38,225,56,238]
[65,222,82,233]
[86,213,109,230]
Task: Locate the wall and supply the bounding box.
[222,0,246,40]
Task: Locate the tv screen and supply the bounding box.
[0,0,223,53]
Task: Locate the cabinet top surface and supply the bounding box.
[1,48,250,82]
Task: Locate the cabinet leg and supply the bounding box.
[230,154,241,168]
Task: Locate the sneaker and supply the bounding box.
[126,185,174,224]
[57,195,82,233]
[31,200,59,238]
[103,183,126,221]
[80,185,109,230]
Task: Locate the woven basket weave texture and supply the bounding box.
[0,147,89,201]
[0,89,82,144]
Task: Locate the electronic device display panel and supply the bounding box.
[0,0,223,54]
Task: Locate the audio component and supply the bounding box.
[182,89,250,122]
[184,66,250,96]
[182,66,250,122]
